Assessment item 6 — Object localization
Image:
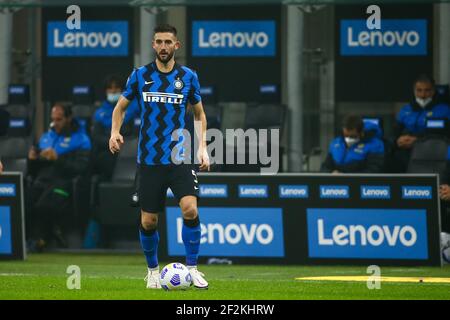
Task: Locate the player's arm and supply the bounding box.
[109,96,131,154]
[191,101,209,171]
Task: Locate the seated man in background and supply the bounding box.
[91,75,139,180]
[26,102,91,252]
[391,74,450,173]
[321,114,385,173]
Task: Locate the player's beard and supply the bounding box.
[156,50,174,64]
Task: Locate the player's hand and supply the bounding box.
[0,161,3,174]
[40,148,58,161]
[439,184,450,201]
[28,147,39,160]
[197,147,210,171]
[109,132,124,154]
[397,135,416,149]
[396,135,407,148]
[407,135,417,146]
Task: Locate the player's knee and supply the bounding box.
[141,214,158,230]
[181,203,198,220]
[141,219,158,230]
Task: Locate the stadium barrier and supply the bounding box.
[163,173,442,266]
[15,172,441,266]
[0,172,26,260]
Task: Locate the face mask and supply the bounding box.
[107,93,121,104]
[416,97,432,108]
[345,137,359,147]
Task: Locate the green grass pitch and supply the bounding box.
[0,253,449,300]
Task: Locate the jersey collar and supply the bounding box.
[152,61,178,75]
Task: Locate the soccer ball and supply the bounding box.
[442,232,450,264]
[443,248,450,264]
[160,262,192,290]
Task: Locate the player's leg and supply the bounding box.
[179,195,201,267]
[140,210,161,289]
[138,165,167,289]
[140,211,159,270]
[441,203,450,263]
[170,165,208,289]
[178,196,208,289]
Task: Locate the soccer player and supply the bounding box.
[109,24,209,289]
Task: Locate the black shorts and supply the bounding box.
[138,164,199,213]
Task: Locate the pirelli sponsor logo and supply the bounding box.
[142,92,184,104]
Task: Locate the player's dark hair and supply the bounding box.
[154,24,177,37]
[53,102,72,118]
[104,74,125,90]
[413,74,435,88]
[342,114,363,133]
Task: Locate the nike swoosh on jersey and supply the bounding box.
[145,81,154,85]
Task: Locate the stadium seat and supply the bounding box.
[117,137,139,159]
[205,104,222,130]
[198,85,222,130]
[3,84,34,137]
[407,119,449,184]
[8,117,31,137]
[1,158,27,174]
[110,158,137,182]
[97,138,139,226]
[257,84,281,104]
[220,102,247,132]
[0,104,33,137]
[72,104,94,134]
[72,104,93,119]
[2,104,29,118]
[0,136,30,158]
[0,107,10,136]
[223,142,261,172]
[436,84,450,105]
[244,103,287,131]
[222,132,282,173]
[407,139,448,182]
[220,103,285,173]
[0,86,33,176]
[71,85,95,135]
[0,136,30,175]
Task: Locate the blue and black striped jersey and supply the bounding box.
[122,62,201,165]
